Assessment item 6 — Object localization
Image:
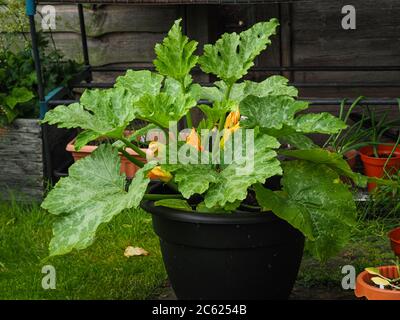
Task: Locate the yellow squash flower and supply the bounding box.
[147,166,172,182]
[220,111,241,148]
[224,110,240,129]
[186,127,203,151]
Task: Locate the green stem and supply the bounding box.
[383,133,400,175]
[218,82,234,131]
[143,194,184,201]
[178,79,193,129]
[186,112,193,129]
[120,137,147,158]
[118,148,145,168]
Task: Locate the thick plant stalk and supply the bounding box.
[118,148,145,168]
[120,137,147,158]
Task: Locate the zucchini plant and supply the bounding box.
[41,18,387,261]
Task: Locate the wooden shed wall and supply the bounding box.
[39,1,400,101]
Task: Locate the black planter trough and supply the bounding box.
[141,185,305,300]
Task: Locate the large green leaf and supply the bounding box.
[199,19,279,84]
[154,19,198,87]
[293,113,347,134]
[134,92,196,128]
[240,95,346,135]
[200,76,297,104]
[42,88,136,146]
[244,76,298,98]
[254,160,357,261]
[41,144,156,256]
[279,148,368,187]
[165,164,219,199]
[279,132,318,149]
[240,95,309,130]
[114,70,163,97]
[204,134,282,207]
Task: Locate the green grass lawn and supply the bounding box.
[297,216,399,290]
[0,199,398,300]
[0,201,166,299]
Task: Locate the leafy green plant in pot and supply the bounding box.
[357,105,400,191]
[41,18,380,299]
[355,258,400,300]
[323,96,366,169]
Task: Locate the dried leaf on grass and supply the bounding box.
[124,246,149,257]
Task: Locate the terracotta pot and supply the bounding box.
[66,138,146,178]
[359,145,400,192]
[355,266,400,300]
[389,227,400,257]
[344,149,358,170]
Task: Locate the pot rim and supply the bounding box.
[140,198,278,225]
[355,266,400,299]
[359,145,400,161]
[66,136,147,156]
[389,227,400,245]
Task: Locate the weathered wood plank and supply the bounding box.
[0,119,44,202]
[292,0,400,87]
[37,4,179,36]
[50,32,165,66]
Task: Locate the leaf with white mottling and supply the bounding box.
[42,88,136,144]
[204,134,282,208]
[41,144,156,256]
[279,148,367,187]
[255,160,357,261]
[199,19,279,83]
[154,19,198,86]
[240,95,308,130]
[292,113,347,134]
[114,69,163,97]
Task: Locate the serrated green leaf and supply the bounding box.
[154,19,198,86]
[204,134,282,208]
[240,95,309,130]
[134,92,196,128]
[201,76,297,104]
[41,144,156,256]
[279,148,368,187]
[241,95,346,136]
[254,185,315,240]
[155,199,192,211]
[244,76,298,99]
[165,164,219,199]
[114,69,163,97]
[255,160,357,261]
[199,19,279,83]
[42,88,136,140]
[293,113,347,134]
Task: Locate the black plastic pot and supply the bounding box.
[141,187,305,300]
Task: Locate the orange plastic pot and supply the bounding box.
[389,227,400,257]
[66,138,146,178]
[355,266,400,300]
[359,145,400,192]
